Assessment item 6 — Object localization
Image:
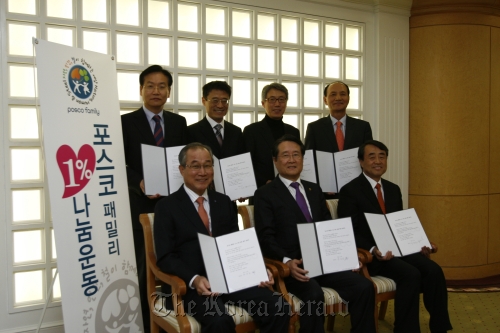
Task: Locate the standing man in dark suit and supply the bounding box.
[154,143,290,333]
[187,81,245,159]
[254,134,375,333]
[243,83,300,189]
[338,140,452,333]
[121,65,188,332]
[305,81,372,197]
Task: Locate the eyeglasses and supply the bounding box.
[185,164,214,171]
[144,84,169,93]
[207,98,229,106]
[278,153,302,161]
[264,97,287,104]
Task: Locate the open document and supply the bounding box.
[297,218,359,278]
[198,228,269,294]
[212,152,257,200]
[364,208,432,257]
[141,144,184,196]
[300,148,361,193]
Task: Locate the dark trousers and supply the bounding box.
[285,271,376,333]
[369,254,452,333]
[183,286,290,333]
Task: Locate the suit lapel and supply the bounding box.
[321,117,339,152]
[358,174,385,214]
[273,178,308,223]
[381,179,400,213]
[302,181,322,221]
[200,118,222,157]
[220,121,233,157]
[207,192,223,236]
[344,116,357,149]
[176,187,211,235]
[132,108,156,145]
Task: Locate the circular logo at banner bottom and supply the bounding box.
[95,279,143,333]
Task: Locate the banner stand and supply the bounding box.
[35,268,58,333]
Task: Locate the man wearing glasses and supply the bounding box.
[121,65,188,332]
[243,83,300,189]
[187,81,246,159]
[154,143,290,333]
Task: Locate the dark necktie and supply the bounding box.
[336,121,344,151]
[196,197,211,235]
[375,183,386,214]
[290,182,312,222]
[153,115,164,146]
[214,124,223,147]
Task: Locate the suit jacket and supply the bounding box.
[187,117,246,159]
[154,187,238,285]
[304,115,372,152]
[121,107,188,228]
[254,177,331,261]
[243,120,300,188]
[337,173,403,251]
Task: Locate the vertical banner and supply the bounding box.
[34,39,144,332]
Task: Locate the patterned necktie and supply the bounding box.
[375,183,386,214]
[153,115,164,146]
[214,124,223,147]
[196,197,211,235]
[290,182,312,222]
[336,121,344,151]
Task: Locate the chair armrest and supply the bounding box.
[265,262,279,280]
[357,248,373,264]
[264,258,290,278]
[147,252,187,296]
[431,242,438,254]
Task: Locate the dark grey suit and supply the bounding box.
[154,186,289,333]
[254,177,375,333]
[304,115,372,153]
[338,174,452,333]
[121,107,188,332]
[243,120,300,188]
[187,117,246,159]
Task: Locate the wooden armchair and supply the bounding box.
[139,213,260,333]
[237,205,347,332]
[325,199,438,332]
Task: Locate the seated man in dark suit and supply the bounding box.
[305,81,372,197]
[254,134,375,333]
[121,65,188,331]
[243,83,300,189]
[154,142,290,333]
[338,140,452,333]
[187,80,246,159]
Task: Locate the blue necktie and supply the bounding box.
[153,115,163,146]
[291,182,312,222]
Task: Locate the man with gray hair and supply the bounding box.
[243,83,300,189]
[154,142,290,333]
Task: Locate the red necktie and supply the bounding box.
[196,197,211,235]
[375,183,386,214]
[336,121,344,151]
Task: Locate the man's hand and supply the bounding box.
[286,259,310,282]
[266,180,272,184]
[192,276,217,296]
[373,247,393,261]
[258,269,274,288]
[420,245,434,258]
[235,197,247,203]
[140,179,161,199]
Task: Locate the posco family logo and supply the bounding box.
[63,58,98,105]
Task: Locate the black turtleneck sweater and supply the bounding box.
[263,114,285,141]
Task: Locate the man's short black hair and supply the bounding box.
[272,134,305,158]
[323,81,350,96]
[140,65,173,87]
[203,81,232,99]
[358,140,389,160]
[179,142,213,166]
[262,83,288,101]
